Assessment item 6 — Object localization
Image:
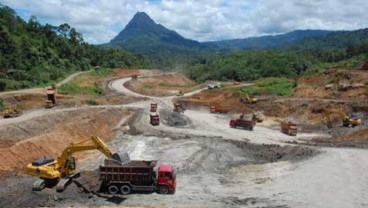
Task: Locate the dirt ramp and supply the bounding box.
[0,108,133,171]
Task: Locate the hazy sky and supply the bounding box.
[2,0,368,44]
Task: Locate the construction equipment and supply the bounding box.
[150,113,160,126]
[3,106,21,118]
[207,82,221,89]
[229,114,256,130]
[240,92,258,104]
[45,87,56,108]
[150,102,158,112]
[100,160,176,195]
[252,110,265,122]
[26,136,122,192]
[173,102,185,113]
[281,120,297,136]
[324,109,362,127]
[209,105,231,114]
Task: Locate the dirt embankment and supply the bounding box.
[295,69,368,99]
[124,73,202,96]
[0,107,133,172]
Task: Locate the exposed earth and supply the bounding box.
[0,69,367,208]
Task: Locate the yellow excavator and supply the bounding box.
[26,135,123,192]
[323,109,362,128]
[240,92,258,104]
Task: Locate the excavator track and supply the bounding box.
[56,173,81,192]
[32,179,46,191]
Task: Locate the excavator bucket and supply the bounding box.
[112,151,130,163]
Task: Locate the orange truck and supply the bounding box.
[281,120,297,136]
[150,102,158,112]
[209,105,231,114]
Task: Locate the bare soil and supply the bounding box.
[0,70,368,208]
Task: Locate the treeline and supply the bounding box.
[185,51,316,82]
[0,5,146,91]
[185,32,368,82]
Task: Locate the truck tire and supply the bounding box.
[158,186,169,194]
[120,185,131,195]
[108,185,119,195]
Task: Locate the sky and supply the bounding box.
[1,0,368,44]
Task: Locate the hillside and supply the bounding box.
[108,12,211,56]
[207,30,332,50]
[0,5,145,91]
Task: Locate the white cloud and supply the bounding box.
[2,0,368,44]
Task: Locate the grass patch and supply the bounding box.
[84,99,99,105]
[90,68,113,77]
[238,77,294,96]
[58,83,104,95]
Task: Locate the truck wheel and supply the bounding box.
[108,185,119,195]
[120,185,131,195]
[158,186,169,194]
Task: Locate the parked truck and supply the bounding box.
[150,102,158,112]
[150,113,160,126]
[210,105,231,114]
[281,120,297,136]
[45,87,56,108]
[99,160,176,195]
[229,114,256,130]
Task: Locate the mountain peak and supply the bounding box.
[129,12,155,26]
[109,11,203,56]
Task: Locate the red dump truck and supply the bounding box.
[150,113,160,126]
[281,120,297,136]
[229,115,256,130]
[99,160,176,195]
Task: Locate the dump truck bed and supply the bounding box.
[100,160,157,186]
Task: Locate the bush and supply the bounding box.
[90,68,112,77]
[84,99,98,105]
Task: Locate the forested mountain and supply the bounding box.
[108,12,211,56]
[185,30,368,82]
[206,30,332,50]
[0,4,146,91]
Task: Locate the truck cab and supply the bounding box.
[157,165,176,194]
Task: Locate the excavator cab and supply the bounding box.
[66,157,76,173]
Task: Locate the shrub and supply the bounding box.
[84,99,98,105]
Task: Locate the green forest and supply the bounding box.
[0,5,146,91]
[185,33,368,82]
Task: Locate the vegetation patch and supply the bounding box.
[239,77,294,96]
[58,83,103,95]
[90,68,113,77]
[84,99,99,105]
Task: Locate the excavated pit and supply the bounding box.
[0,133,318,208]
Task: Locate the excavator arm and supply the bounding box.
[27,135,120,191]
